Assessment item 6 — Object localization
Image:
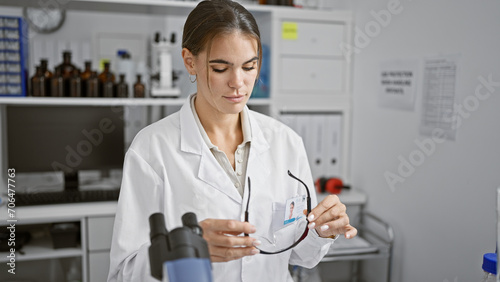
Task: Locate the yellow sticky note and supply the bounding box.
[282,22,298,40]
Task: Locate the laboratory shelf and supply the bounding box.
[0,97,271,107]
[2,0,279,15]
[0,202,117,223]
[0,97,185,106]
[0,235,83,263]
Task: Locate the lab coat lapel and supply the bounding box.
[179,97,242,204]
[245,108,271,186]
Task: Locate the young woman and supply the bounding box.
[108,1,356,281]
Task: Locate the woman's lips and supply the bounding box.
[224,95,246,103]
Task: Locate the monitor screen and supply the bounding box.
[6,105,125,190]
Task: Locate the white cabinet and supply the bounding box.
[88,252,111,282]
[279,21,346,57]
[87,216,114,282]
[271,9,353,181]
[279,57,344,92]
[0,203,116,282]
[87,216,114,252]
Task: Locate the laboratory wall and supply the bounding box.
[349,0,500,281]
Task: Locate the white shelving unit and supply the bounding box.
[0,202,116,282]
[0,235,82,263]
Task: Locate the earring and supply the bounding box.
[189,74,197,83]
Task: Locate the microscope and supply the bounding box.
[150,32,181,98]
[149,212,213,282]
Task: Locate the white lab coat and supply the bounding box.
[108,96,334,282]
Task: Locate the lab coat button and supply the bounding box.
[237,159,243,163]
[235,182,240,188]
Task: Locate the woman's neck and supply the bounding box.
[194,94,242,137]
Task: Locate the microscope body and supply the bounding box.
[149,212,213,282]
[150,33,180,98]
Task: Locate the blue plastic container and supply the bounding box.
[163,257,213,282]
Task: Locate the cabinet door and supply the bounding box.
[280,21,345,57]
[89,251,110,282]
[279,57,344,92]
[87,216,115,251]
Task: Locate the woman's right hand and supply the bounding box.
[199,219,260,262]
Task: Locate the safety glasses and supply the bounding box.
[244,170,311,255]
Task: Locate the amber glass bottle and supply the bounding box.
[86,71,99,97]
[51,69,64,97]
[40,59,52,94]
[31,66,46,97]
[99,62,115,97]
[101,78,114,97]
[115,74,128,98]
[55,51,78,96]
[80,61,92,96]
[55,51,78,78]
[80,61,92,81]
[98,62,115,84]
[133,74,145,98]
[69,69,82,97]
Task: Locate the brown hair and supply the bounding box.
[182,0,262,82]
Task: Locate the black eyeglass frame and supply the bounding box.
[244,170,312,255]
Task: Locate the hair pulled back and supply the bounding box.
[182,0,262,76]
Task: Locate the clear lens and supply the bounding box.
[252,216,308,253]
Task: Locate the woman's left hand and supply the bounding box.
[307,194,358,239]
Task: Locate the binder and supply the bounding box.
[280,113,342,179]
[323,114,342,177]
[309,114,325,180]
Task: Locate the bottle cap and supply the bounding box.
[117,50,130,58]
[482,253,497,274]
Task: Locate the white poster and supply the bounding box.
[419,55,460,141]
[379,59,419,111]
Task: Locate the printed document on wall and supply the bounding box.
[379,59,419,111]
[419,54,460,141]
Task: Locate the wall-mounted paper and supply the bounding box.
[379,59,419,111]
[419,54,460,141]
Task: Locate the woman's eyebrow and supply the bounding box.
[209,56,259,66]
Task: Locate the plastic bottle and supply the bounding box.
[481,253,497,282]
[116,50,134,91]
